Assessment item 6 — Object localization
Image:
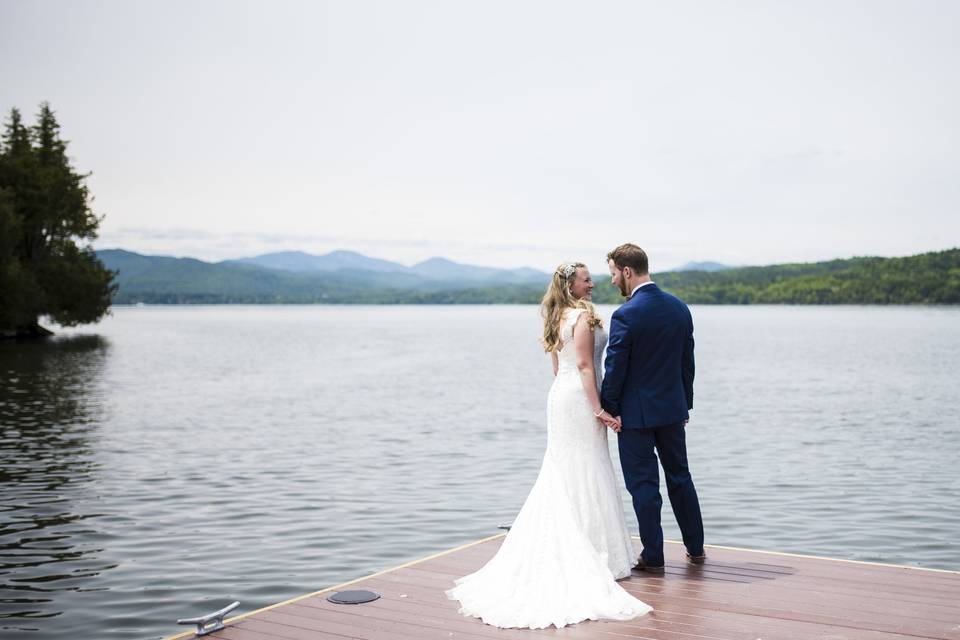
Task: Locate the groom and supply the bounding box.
[600,243,705,573]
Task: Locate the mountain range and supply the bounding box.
[95,248,960,305]
[96,249,561,304]
[227,250,552,282]
[95,249,739,304]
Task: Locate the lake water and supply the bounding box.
[1,305,958,639]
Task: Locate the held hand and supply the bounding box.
[599,413,620,432]
[594,408,618,432]
[599,413,621,433]
[613,415,622,433]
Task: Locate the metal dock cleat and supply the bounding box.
[176,601,239,636]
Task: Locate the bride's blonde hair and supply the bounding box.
[541,262,602,352]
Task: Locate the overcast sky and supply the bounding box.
[2,0,957,272]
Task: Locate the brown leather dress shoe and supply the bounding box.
[633,558,665,574]
[686,551,706,564]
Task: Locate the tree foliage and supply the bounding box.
[0,104,115,336]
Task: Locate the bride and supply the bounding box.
[446,262,652,629]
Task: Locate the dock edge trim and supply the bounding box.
[162,532,506,640]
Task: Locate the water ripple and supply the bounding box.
[1,306,958,639]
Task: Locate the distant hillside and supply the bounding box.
[97,249,550,303]
[227,250,409,273]
[224,250,548,283]
[591,248,960,305]
[97,248,960,305]
[410,257,547,283]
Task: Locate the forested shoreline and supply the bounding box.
[621,249,960,305]
[1,104,115,337]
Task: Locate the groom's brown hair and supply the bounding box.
[607,244,649,275]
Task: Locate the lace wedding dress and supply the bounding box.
[446,308,652,629]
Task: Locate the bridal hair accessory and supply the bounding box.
[558,264,577,278]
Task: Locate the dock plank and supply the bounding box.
[167,535,960,640]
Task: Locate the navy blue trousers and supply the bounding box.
[617,422,704,566]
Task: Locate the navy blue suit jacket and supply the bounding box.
[600,283,695,429]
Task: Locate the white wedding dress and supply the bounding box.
[446,308,652,629]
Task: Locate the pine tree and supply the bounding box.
[0,103,115,338]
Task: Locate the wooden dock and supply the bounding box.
[167,534,960,640]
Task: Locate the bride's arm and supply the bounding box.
[551,351,559,376]
[572,313,612,425]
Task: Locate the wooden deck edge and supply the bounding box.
[660,537,960,575]
[163,532,506,640]
[165,532,957,639]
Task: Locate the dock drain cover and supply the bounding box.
[327,590,380,605]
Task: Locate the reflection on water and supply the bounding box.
[0,335,111,632]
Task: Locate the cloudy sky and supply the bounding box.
[2,0,957,272]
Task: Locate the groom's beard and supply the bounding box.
[618,280,629,297]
